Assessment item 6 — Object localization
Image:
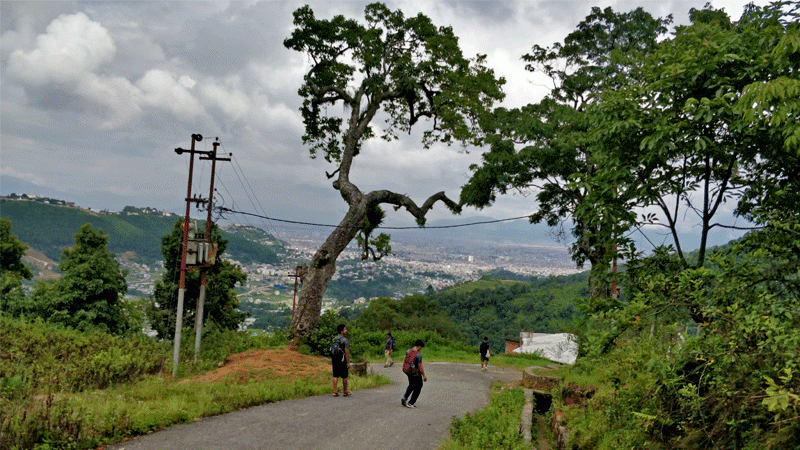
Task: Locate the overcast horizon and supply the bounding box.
[2,0,762,252]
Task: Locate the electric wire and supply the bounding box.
[215,142,282,237]
[228,149,283,238]
[214,206,534,231]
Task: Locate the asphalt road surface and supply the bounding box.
[106,362,521,450]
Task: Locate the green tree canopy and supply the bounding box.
[461,6,670,299]
[283,2,505,338]
[29,224,130,333]
[0,218,33,314]
[587,2,795,274]
[0,218,33,281]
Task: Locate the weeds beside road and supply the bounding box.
[0,316,550,450]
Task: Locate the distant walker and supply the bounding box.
[479,336,491,371]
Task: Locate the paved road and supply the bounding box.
[107,362,521,450]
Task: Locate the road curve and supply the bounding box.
[106,362,521,450]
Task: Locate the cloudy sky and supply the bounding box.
[1,0,762,249]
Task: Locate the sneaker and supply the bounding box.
[389,361,394,367]
[401,397,407,407]
[405,403,417,408]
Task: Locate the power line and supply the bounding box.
[215,206,534,230]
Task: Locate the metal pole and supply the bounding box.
[194,283,206,361]
[173,133,202,376]
[291,266,301,320]
[194,140,222,361]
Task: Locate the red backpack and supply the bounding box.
[402,348,419,376]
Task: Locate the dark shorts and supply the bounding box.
[481,354,489,362]
[332,361,348,378]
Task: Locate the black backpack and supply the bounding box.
[330,335,344,360]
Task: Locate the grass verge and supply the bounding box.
[2,347,389,450]
[440,382,531,450]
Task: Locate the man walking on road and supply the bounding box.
[331,324,351,397]
[384,332,395,367]
[401,339,427,408]
[479,336,491,371]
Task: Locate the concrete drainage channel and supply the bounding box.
[519,365,595,450]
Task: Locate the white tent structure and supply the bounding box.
[513,332,578,365]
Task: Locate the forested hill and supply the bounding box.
[0,198,284,265]
[435,273,589,348]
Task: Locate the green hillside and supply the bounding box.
[435,272,588,348]
[0,199,284,265]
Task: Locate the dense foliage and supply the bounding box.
[301,273,587,360]
[559,3,800,449]
[0,314,294,450]
[0,315,163,395]
[4,224,136,334]
[568,229,800,449]
[0,315,164,449]
[461,7,671,299]
[0,218,32,312]
[437,274,587,347]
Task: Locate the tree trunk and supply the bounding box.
[291,202,365,339]
[589,260,611,300]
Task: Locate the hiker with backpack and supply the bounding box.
[479,335,491,371]
[383,332,395,368]
[400,339,427,408]
[330,324,351,397]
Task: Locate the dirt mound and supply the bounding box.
[188,348,331,384]
[23,248,59,281]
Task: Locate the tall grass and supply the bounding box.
[0,316,388,450]
[1,314,547,449]
[441,383,531,450]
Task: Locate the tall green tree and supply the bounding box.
[588,2,794,279]
[461,7,670,299]
[283,2,504,338]
[0,218,33,314]
[735,1,800,223]
[147,219,247,340]
[30,224,130,333]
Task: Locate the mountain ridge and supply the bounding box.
[1,196,285,266]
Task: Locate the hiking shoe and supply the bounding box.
[389,361,394,366]
[401,398,407,407]
[405,403,417,409]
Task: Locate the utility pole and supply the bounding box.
[172,134,230,376]
[195,140,230,361]
[289,266,303,320]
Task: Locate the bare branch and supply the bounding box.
[367,189,462,223]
